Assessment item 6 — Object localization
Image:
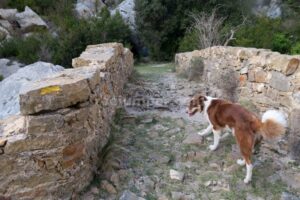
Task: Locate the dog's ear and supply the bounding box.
[198,95,207,102]
[197,95,206,111]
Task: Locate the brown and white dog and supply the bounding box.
[187,94,287,183]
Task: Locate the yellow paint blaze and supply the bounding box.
[40,86,61,95]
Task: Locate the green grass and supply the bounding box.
[135,63,175,76]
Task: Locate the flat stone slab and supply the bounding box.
[270,71,290,92]
[20,74,91,115]
[72,43,123,71]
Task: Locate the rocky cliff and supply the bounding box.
[175,46,300,159]
[0,43,133,199]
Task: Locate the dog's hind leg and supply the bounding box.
[209,129,221,151]
[235,129,254,183]
[198,124,212,136]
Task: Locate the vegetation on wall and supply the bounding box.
[135,0,245,60]
[0,2,131,67]
[135,0,300,59]
[1,0,300,66]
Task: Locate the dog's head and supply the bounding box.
[187,94,207,116]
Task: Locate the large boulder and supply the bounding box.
[0,26,10,41]
[0,19,14,34]
[0,59,23,79]
[0,62,64,119]
[0,8,17,20]
[75,0,105,18]
[110,0,136,30]
[252,0,282,19]
[15,6,48,33]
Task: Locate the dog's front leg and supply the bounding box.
[198,124,213,136]
[209,129,221,151]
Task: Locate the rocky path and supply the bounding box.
[81,64,300,200]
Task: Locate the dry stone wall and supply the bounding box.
[175,46,300,158]
[0,43,133,199]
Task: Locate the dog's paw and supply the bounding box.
[198,131,205,136]
[243,178,251,184]
[237,159,246,166]
[209,145,217,151]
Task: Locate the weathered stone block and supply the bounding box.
[289,109,300,161]
[248,68,269,83]
[293,91,300,105]
[0,43,133,199]
[267,54,300,75]
[239,75,247,87]
[265,86,279,100]
[270,71,290,92]
[72,42,124,70]
[252,83,265,93]
[26,114,64,134]
[255,70,268,83]
[286,58,299,76]
[20,74,91,115]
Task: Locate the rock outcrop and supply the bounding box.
[0,7,48,41]
[111,0,136,30]
[252,0,282,19]
[15,6,48,33]
[75,0,105,18]
[0,59,23,79]
[175,46,300,158]
[0,62,64,119]
[0,43,133,199]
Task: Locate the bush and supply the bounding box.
[234,17,296,54]
[272,33,292,54]
[0,75,3,82]
[0,7,131,67]
[235,18,281,50]
[178,30,198,52]
[135,0,244,61]
[51,8,131,67]
[7,0,59,14]
[0,36,41,64]
[291,42,300,54]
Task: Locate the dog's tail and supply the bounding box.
[259,110,287,139]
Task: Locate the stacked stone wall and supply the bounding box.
[175,46,300,157]
[0,43,133,199]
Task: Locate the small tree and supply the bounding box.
[190,8,246,49]
[190,9,226,49]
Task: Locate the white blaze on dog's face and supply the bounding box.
[187,94,207,116]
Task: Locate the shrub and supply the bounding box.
[235,17,281,50]
[178,30,198,52]
[291,42,300,54]
[234,17,295,54]
[0,7,131,67]
[51,8,131,67]
[272,33,292,54]
[7,0,60,14]
[135,0,244,61]
[0,36,42,64]
[0,75,3,82]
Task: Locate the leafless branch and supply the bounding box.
[224,16,247,46]
[190,8,226,49]
[190,9,247,49]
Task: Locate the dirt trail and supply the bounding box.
[81,64,300,200]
